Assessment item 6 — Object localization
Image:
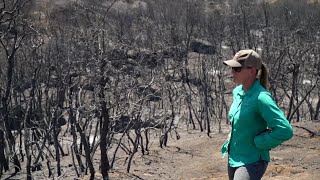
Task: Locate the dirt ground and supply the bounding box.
[105,120,320,180]
[1,121,319,180]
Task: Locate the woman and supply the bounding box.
[221,49,293,180]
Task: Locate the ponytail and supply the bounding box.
[257,63,269,90]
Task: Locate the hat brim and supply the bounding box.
[223,59,242,67]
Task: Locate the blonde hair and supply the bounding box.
[256,63,269,90]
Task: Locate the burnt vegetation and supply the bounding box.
[0,0,320,179]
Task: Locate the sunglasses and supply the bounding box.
[232,66,251,72]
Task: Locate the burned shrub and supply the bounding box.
[190,39,215,54]
[137,85,162,102]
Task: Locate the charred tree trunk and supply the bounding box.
[75,88,95,180]
[185,93,196,129]
[68,78,85,175]
[201,60,211,136]
[1,46,21,173]
[160,85,175,148]
[126,129,139,173]
[99,60,111,179]
[24,105,32,180]
[0,130,9,177]
[53,109,62,176]
[287,64,299,122]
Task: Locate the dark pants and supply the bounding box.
[228,160,268,180]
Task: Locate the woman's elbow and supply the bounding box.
[284,125,294,140]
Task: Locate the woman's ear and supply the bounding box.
[249,68,258,77]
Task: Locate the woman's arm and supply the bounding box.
[254,92,293,150]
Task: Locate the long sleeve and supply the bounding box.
[254,92,293,150]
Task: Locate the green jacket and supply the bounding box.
[221,80,293,167]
